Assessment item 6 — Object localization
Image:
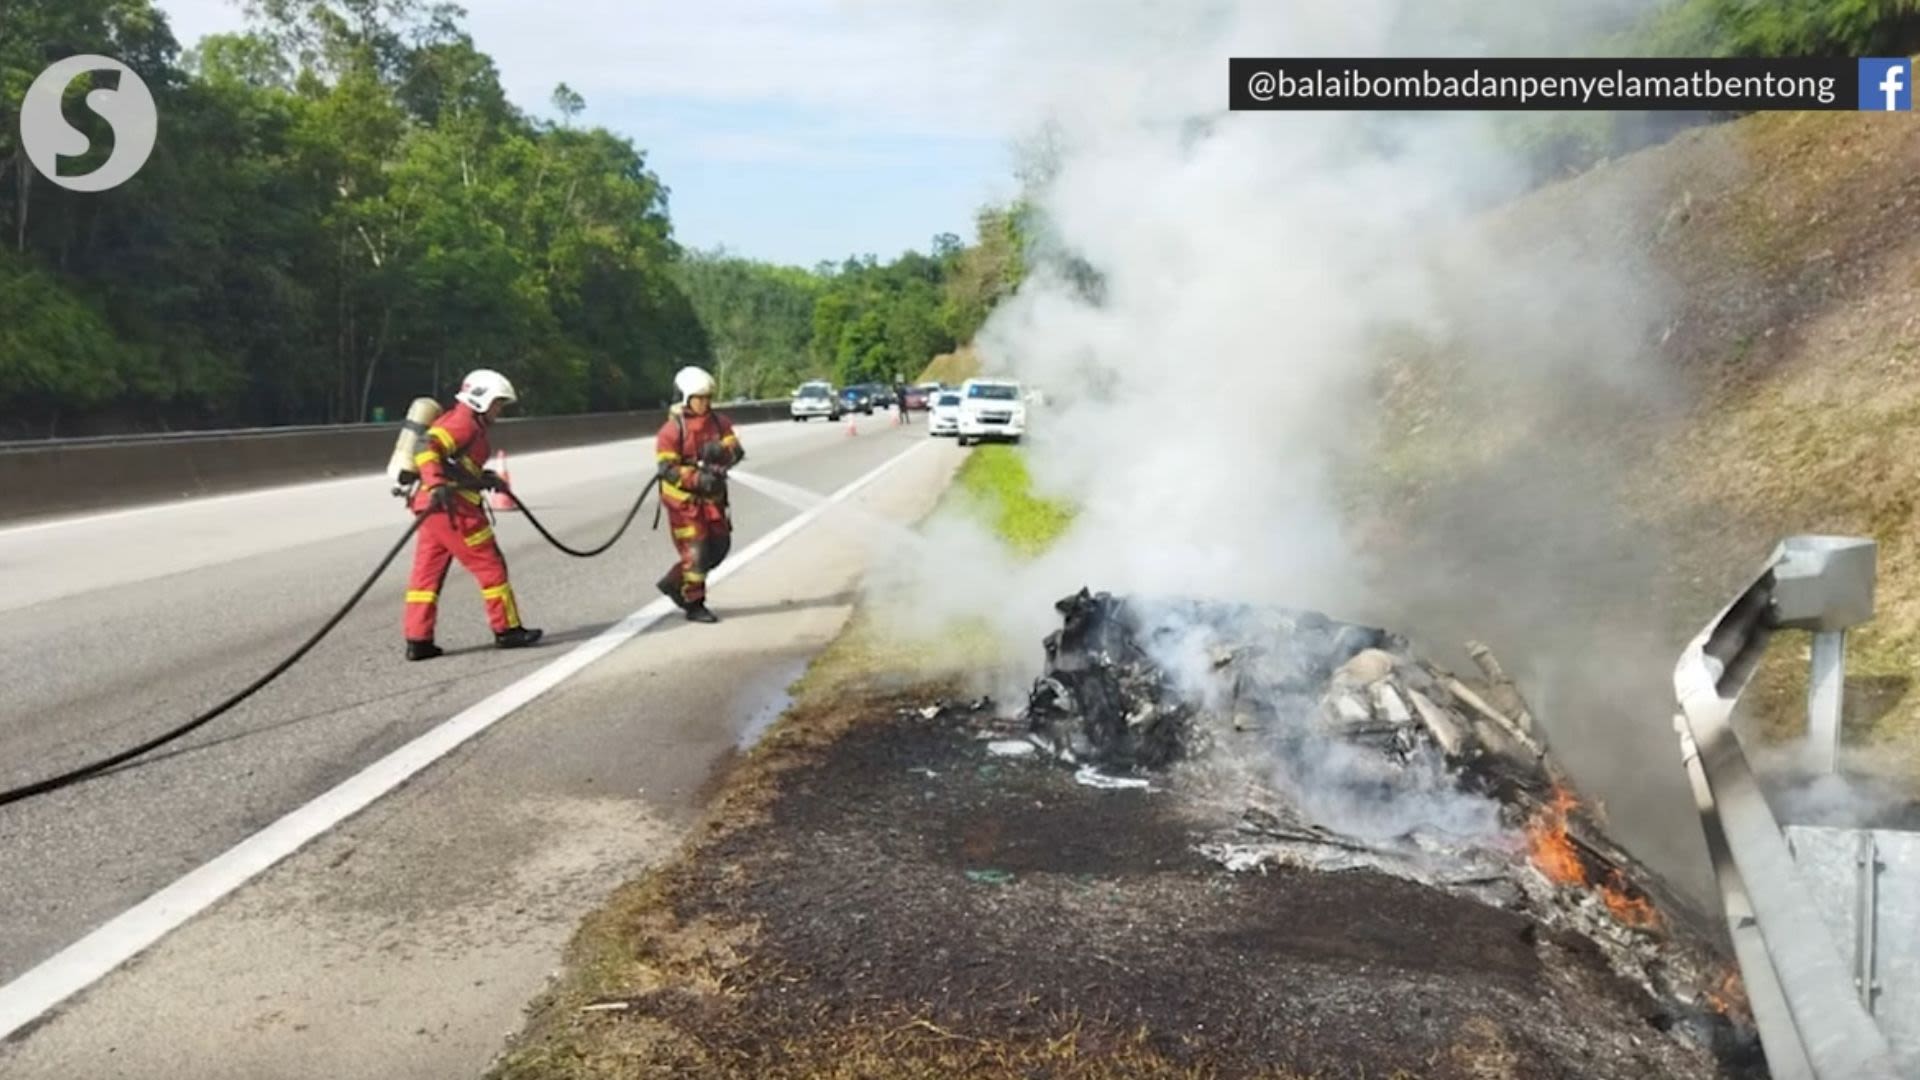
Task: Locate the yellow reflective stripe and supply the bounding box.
[721,434,739,446]
[428,427,456,450]
[459,489,484,505]
[656,450,679,462]
[459,455,481,474]
[683,571,706,583]
[660,483,690,503]
[483,584,520,625]
[672,525,698,539]
[413,449,439,466]
[405,590,438,604]
[464,527,494,547]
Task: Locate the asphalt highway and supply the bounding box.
[0,414,956,1077]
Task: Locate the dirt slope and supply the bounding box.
[1362,106,1920,788]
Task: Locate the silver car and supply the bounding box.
[928,391,962,436]
[790,382,842,422]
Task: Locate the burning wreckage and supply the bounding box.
[1017,589,1762,1066]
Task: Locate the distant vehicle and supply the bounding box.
[839,384,876,415]
[790,381,842,422]
[928,391,962,437]
[956,378,1025,446]
[871,384,898,408]
[901,385,929,411]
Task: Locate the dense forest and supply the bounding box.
[5,0,1916,436]
[671,202,1025,400]
[4,0,708,434]
[0,0,1025,436]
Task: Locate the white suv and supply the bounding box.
[956,378,1026,446]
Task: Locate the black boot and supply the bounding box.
[684,603,719,624]
[495,626,544,649]
[406,640,443,662]
[657,578,690,611]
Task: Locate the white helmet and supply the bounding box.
[674,366,717,403]
[456,368,517,412]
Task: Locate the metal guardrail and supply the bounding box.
[0,401,794,452]
[0,401,798,525]
[1672,534,1908,1079]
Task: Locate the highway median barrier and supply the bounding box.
[0,403,793,526]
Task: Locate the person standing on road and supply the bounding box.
[655,366,745,623]
[403,368,544,661]
[893,379,911,424]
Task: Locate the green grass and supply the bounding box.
[955,445,1077,556]
[783,444,1077,694]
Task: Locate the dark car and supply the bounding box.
[839,385,876,414]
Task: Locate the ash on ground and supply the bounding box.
[1015,588,1764,1073]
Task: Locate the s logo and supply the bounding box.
[19,55,158,192]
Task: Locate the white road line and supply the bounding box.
[0,437,931,1043]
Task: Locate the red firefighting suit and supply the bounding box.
[403,402,525,642]
[655,406,744,607]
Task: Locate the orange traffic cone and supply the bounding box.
[487,451,516,511]
[845,415,859,437]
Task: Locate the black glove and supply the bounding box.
[690,469,723,497]
[427,484,455,511]
[479,469,507,492]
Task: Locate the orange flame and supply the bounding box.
[1601,870,1662,930]
[1526,785,1662,930]
[1526,786,1587,886]
[1705,969,1751,1021]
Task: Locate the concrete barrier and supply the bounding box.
[0,403,794,525]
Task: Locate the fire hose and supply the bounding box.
[0,476,663,809]
[503,475,659,558]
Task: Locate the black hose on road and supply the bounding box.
[0,475,662,808]
[0,516,426,808]
[501,476,659,558]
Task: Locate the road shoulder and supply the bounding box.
[0,435,959,1080]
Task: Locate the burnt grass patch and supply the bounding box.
[493,687,1730,1079]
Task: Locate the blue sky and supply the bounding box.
[152,0,1021,268]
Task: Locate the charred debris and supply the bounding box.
[1004,588,1762,1070]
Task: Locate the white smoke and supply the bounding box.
[1124,599,1513,844]
[860,1,1708,884]
[872,0,1673,645]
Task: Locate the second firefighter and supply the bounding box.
[655,366,744,623]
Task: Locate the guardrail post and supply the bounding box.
[1808,630,1846,774]
[1770,536,1877,775]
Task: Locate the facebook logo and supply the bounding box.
[1859,58,1912,111]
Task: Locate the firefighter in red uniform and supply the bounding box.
[655,366,744,623]
[402,368,544,661]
